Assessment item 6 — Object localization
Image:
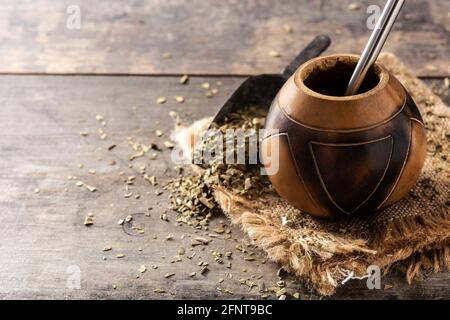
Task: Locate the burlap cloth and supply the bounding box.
[174,53,450,296]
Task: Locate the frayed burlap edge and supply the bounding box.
[212,187,450,295]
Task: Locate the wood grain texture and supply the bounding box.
[0,0,448,76]
[0,75,448,299]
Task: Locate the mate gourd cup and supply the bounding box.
[262,54,426,218]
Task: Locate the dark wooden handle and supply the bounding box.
[282,35,331,79]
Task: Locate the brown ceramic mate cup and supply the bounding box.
[261,54,427,218]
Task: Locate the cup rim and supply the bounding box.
[294,54,390,101]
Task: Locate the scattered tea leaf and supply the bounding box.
[213,227,225,234]
[156,97,167,104]
[169,111,178,118]
[85,184,97,192]
[269,50,281,58]
[180,75,189,85]
[154,288,166,293]
[224,288,233,295]
[174,96,185,103]
[276,288,286,297]
[200,266,209,275]
[139,265,147,273]
[164,141,175,149]
[283,24,293,32]
[144,174,157,186]
[83,215,94,226]
[348,3,361,11]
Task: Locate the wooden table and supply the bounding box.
[0,0,449,300]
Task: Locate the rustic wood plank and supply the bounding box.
[0,0,448,76]
[0,75,448,300]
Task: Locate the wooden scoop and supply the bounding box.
[210,35,331,125]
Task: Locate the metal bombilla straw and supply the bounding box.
[345,0,406,96]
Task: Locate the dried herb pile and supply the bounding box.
[164,107,273,227]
